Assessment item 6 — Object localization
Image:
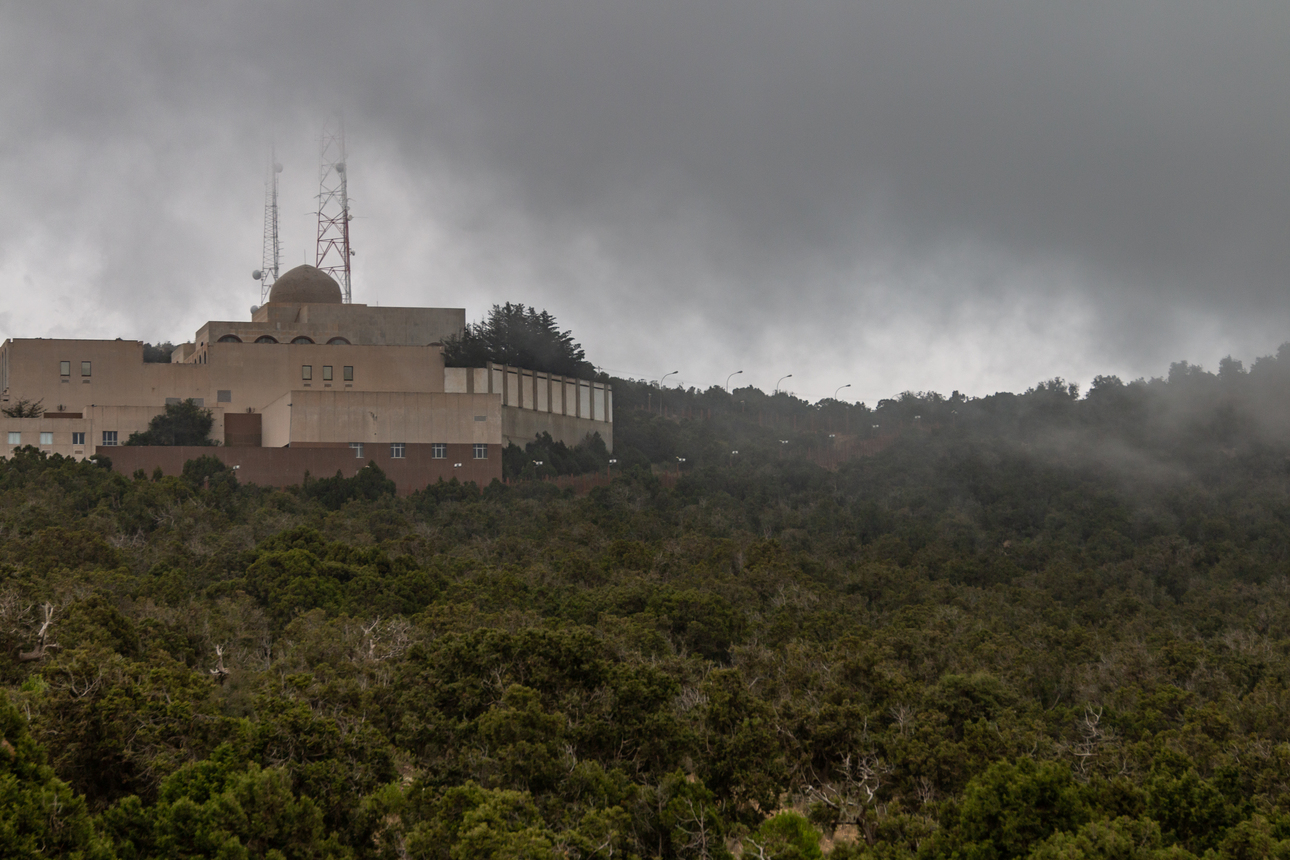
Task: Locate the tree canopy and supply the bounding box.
[142,342,174,364]
[125,398,215,446]
[441,302,595,378]
[5,346,1290,857]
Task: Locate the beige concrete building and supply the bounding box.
[0,265,612,490]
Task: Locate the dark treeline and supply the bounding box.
[584,344,1290,478]
[5,347,1290,857]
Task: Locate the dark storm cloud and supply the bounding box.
[2,2,1289,401]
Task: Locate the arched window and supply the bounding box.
[217,334,242,343]
[327,337,351,345]
[291,336,315,345]
[254,335,278,344]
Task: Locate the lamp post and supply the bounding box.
[676,455,686,475]
[660,370,679,416]
[725,370,743,392]
[607,457,617,481]
[833,383,852,434]
[775,374,793,395]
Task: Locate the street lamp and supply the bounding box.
[725,370,743,392]
[660,370,679,416]
[775,374,793,394]
[607,457,617,480]
[833,383,851,400]
[676,455,686,475]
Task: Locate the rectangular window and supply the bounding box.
[217,389,232,403]
[390,443,405,459]
[431,443,446,459]
[350,442,364,458]
[473,443,488,460]
[81,361,91,377]
[101,431,118,446]
[322,366,333,381]
[60,361,70,377]
[72,432,85,446]
[7,432,19,446]
[302,365,312,381]
[343,365,353,381]
[39,432,52,446]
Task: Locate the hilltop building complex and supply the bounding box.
[0,265,612,490]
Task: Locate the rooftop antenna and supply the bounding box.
[251,144,283,303]
[315,115,353,302]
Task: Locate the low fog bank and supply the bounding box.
[606,342,1290,497]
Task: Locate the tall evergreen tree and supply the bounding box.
[442,303,595,378]
[125,398,216,446]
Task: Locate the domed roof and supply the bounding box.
[268,265,343,304]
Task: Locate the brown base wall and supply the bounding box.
[102,443,501,495]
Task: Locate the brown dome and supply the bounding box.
[268,265,343,304]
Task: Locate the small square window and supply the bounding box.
[217,389,232,403]
[39,432,52,446]
[343,365,353,381]
[81,361,91,377]
[350,442,364,458]
[390,443,405,459]
[72,432,85,446]
[60,361,70,376]
[101,431,117,446]
[322,366,333,381]
[302,365,312,381]
[7,432,19,446]
[431,443,446,459]
[473,443,488,460]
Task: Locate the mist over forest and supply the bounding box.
[6,340,1290,858]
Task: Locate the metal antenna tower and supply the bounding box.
[315,117,353,302]
[252,145,283,303]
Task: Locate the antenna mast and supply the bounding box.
[252,145,283,303]
[315,117,353,302]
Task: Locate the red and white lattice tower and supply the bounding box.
[315,117,353,302]
[252,145,283,303]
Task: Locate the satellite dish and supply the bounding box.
[273,163,283,173]
[335,162,346,174]
[252,270,262,280]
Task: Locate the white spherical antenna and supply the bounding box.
[252,270,262,280]
[250,305,260,315]
[273,162,283,173]
[335,162,346,174]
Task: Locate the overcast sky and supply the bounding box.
[3,2,1289,404]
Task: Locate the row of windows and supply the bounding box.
[59,361,92,377]
[9,431,91,446]
[9,432,489,461]
[57,362,357,383]
[9,432,490,458]
[349,442,488,460]
[219,335,351,345]
[302,365,353,382]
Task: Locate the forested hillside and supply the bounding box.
[5,349,1290,858]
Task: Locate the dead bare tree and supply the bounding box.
[1062,704,1118,779]
[805,752,893,844]
[18,602,57,662]
[209,644,230,685]
[673,797,721,860]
